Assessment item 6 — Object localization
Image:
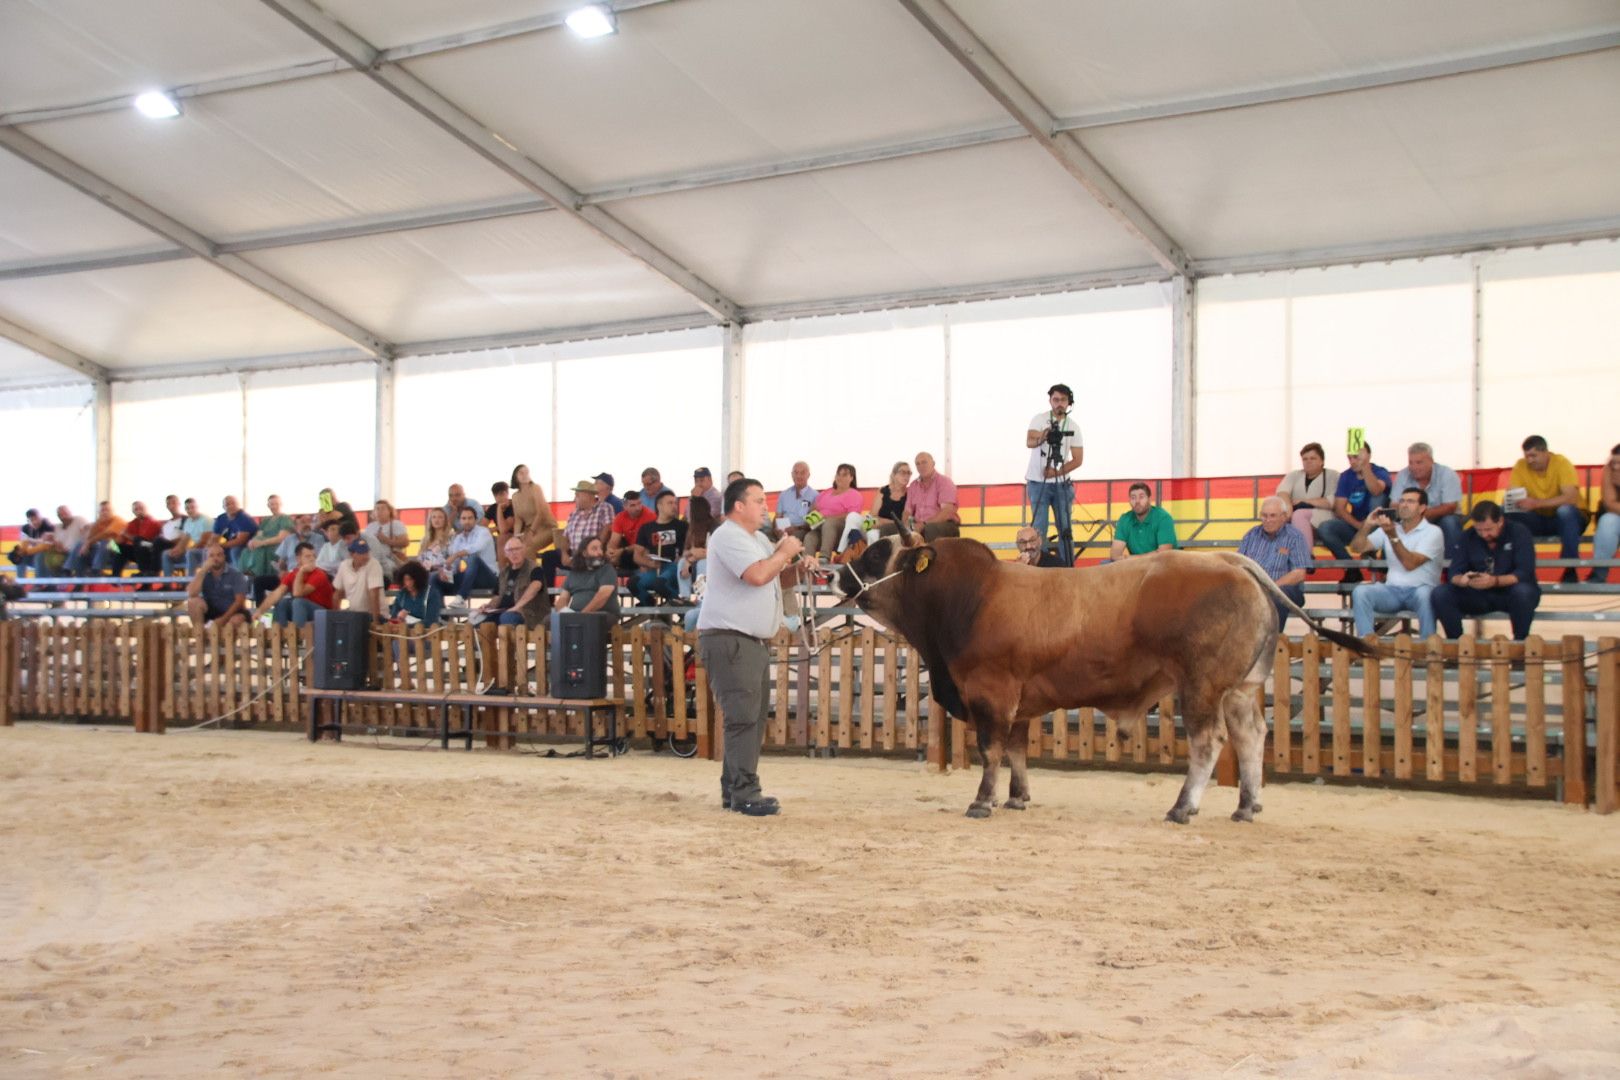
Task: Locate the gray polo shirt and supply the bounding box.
[696,520,782,640]
[201,565,249,614]
[1392,463,1462,509]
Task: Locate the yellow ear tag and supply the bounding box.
[914,552,931,573]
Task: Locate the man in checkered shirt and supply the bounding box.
[1237,496,1313,630]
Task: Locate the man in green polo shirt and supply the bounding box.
[1111,482,1179,559]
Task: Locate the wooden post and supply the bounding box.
[1271,639,1292,774]
[1075,706,1095,763]
[1331,642,1352,777]
[695,653,717,762]
[925,693,945,772]
[0,621,13,727]
[1457,636,1478,783]
[837,633,855,750]
[1301,635,1321,775]
[1524,636,1546,788]
[1561,635,1587,807]
[880,636,897,752]
[1361,648,1382,778]
[1392,635,1413,780]
[1491,637,1513,786]
[904,647,921,752]
[857,628,875,750]
[1596,637,1618,815]
[815,647,832,750]
[1425,637,1446,782]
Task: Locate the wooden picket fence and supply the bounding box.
[1,619,1616,813]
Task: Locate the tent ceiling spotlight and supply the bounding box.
[564,4,617,39]
[132,90,181,119]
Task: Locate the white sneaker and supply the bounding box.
[444,596,467,610]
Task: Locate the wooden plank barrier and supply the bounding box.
[4,619,1618,810]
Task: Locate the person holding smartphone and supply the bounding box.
[1347,486,1444,639]
[1431,500,1540,640]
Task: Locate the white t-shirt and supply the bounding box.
[1025,410,1083,483]
[695,520,782,640]
[363,520,409,575]
[1365,519,1445,589]
[333,557,386,614]
[159,517,185,543]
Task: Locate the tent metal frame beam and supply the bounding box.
[897,0,1189,275]
[258,0,739,323]
[0,127,396,359]
[0,314,110,383]
[0,0,685,127]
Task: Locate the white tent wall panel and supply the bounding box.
[951,0,1620,120]
[401,0,1008,191]
[109,374,245,513]
[0,152,167,263]
[242,212,705,344]
[0,260,356,368]
[609,140,1153,308]
[555,346,722,500]
[948,286,1174,484]
[243,364,376,514]
[18,72,531,238]
[1196,259,1477,478]
[1479,243,1620,469]
[0,0,331,114]
[394,350,554,512]
[0,383,95,517]
[742,322,947,491]
[1083,52,1620,260]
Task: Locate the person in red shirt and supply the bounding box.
[251,542,334,627]
[607,490,652,575]
[112,501,166,577]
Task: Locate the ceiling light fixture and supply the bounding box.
[564,4,617,39]
[133,90,181,119]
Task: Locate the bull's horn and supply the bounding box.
[895,517,918,546]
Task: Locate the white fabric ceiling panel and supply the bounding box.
[0,152,168,262]
[0,260,356,368]
[0,337,83,384]
[242,212,703,342]
[313,0,580,49]
[609,140,1155,307]
[402,0,1007,189]
[0,0,332,114]
[1082,52,1620,260]
[20,72,530,238]
[951,0,1620,119]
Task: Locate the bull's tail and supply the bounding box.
[1230,555,1378,658]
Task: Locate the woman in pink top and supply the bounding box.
[804,463,864,558]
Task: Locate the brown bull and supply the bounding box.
[835,535,1368,823]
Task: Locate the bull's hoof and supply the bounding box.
[1165,806,1192,825]
[1002,797,1027,810]
[965,805,992,819]
[1231,808,1255,823]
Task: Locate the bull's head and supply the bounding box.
[836,528,930,625]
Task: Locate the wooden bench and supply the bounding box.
[305,687,622,757]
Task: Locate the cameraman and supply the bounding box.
[1024,383,1083,566]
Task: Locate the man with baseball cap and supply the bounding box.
[692,467,722,518]
[331,537,386,620]
[592,473,622,514]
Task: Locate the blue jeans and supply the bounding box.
[1027,481,1074,564]
[1351,582,1435,640]
[1316,517,1360,561]
[11,552,34,577]
[632,563,678,604]
[497,610,526,626]
[1434,514,1465,564]
[1593,512,1620,583]
[67,539,112,575]
[678,557,705,599]
[273,596,321,627]
[453,558,498,600]
[161,547,189,576]
[1508,504,1585,560]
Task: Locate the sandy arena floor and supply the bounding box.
[3,724,1619,1079]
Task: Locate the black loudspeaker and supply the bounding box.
[549,611,609,699]
[312,609,372,690]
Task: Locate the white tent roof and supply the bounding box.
[1,0,1617,384]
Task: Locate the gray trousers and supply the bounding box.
[699,630,771,804]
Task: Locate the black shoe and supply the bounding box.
[1560,568,1580,584]
[730,797,780,817]
[1590,570,1610,584]
[1341,569,1364,585]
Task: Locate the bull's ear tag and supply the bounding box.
[914,552,931,573]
